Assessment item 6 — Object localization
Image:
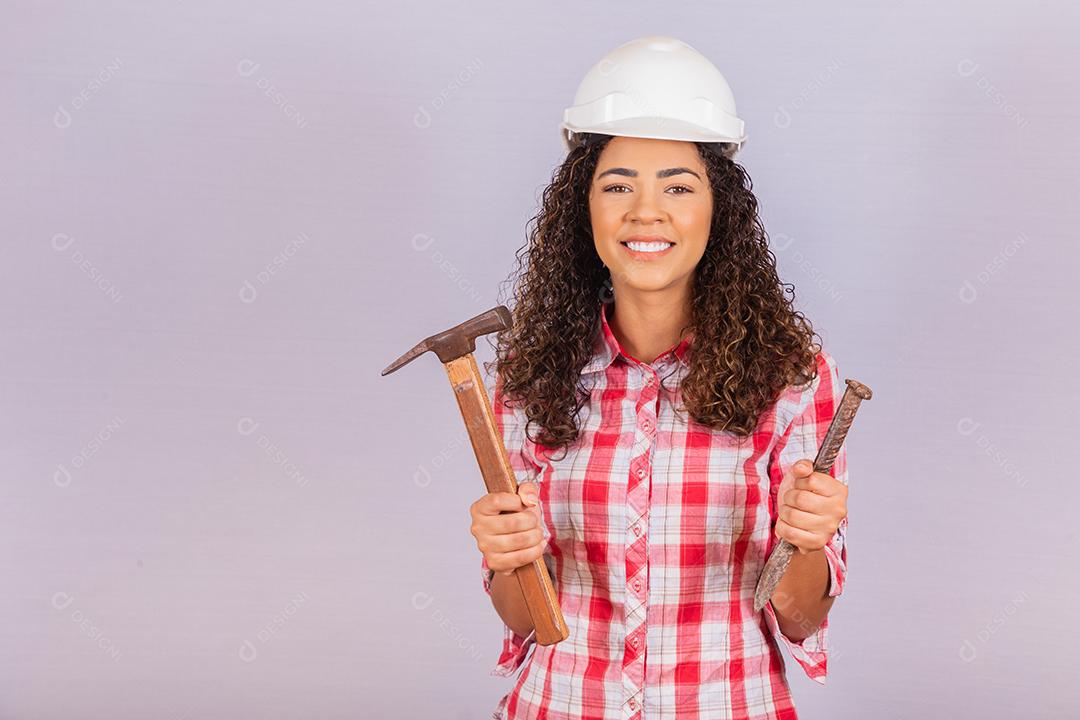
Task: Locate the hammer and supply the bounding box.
[380,305,569,646]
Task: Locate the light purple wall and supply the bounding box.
[2,2,1076,718]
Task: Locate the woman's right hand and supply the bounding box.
[470,482,548,577]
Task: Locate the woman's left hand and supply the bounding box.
[774,459,847,555]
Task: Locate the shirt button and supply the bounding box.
[641,419,652,432]
[631,636,639,648]
[632,524,642,537]
[636,467,646,478]
[645,375,654,386]
[633,579,641,592]
[629,698,637,710]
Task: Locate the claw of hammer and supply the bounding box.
[380,306,512,376]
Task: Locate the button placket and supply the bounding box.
[622,369,650,720]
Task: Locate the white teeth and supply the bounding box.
[625,241,672,253]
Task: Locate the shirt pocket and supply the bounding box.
[659,421,763,593]
[673,443,740,563]
[537,408,629,579]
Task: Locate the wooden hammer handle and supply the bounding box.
[445,354,569,646]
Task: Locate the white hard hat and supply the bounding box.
[560,36,747,155]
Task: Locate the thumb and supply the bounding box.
[776,468,794,510]
[517,482,539,507]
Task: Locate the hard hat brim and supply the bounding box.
[562,118,746,157]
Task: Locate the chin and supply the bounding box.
[615,277,678,294]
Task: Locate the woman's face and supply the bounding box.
[588,135,713,299]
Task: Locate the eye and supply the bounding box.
[601,184,694,194]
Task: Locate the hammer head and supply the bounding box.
[380,305,512,376]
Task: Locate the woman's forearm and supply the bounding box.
[770,547,835,642]
[489,569,536,638]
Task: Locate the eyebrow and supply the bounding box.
[596,167,703,181]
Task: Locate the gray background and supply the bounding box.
[3,2,1077,718]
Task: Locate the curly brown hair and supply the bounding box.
[484,132,822,453]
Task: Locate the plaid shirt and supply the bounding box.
[481,301,848,720]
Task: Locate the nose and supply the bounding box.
[627,188,665,224]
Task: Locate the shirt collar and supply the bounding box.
[580,301,695,375]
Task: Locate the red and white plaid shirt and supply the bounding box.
[481,300,848,720]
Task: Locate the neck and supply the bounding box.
[607,292,692,365]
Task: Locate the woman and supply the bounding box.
[469,36,850,720]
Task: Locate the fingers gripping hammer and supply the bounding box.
[381,306,569,646]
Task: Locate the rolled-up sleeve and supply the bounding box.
[762,349,849,684]
[481,554,538,677]
[480,373,544,677]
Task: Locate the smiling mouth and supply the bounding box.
[620,239,674,253]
